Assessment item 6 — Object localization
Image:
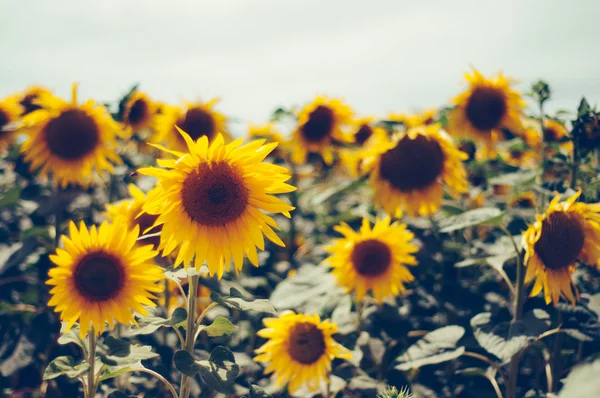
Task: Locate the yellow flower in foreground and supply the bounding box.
[255,311,350,393]
[0,97,24,151]
[447,69,525,148]
[47,221,163,338]
[122,91,156,132]
[154,98,228,152]
[325,217,418,303]
[291,95,353,164]
[139,129,295,277]
[20,83,123,188]
[523,191,600,305]
[106,184,162,251]
[367,124,468,217]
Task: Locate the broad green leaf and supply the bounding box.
[174,346,240,394]
[104,336,131,357]
[559,359,600,397]
[248,384,273,398]
[211,288,276,315]
[129,307,188,336]
[0,186,22,209]
[439,208,504,233]
[395,326,465,371]
[98,362,144,382]
[21,226,51,240]
[201,317,238,337]
[100,344,157,367]
[488,170,538,186]
[43,356,89,380]
[57,323,87,351]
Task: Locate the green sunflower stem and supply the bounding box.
[87,329,97,398]
[180,274,199,398]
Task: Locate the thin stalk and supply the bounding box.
[164,279,171,346]
[179,274,199,398]
[542,348,553,393]
[500,225,525,398]
[288,161,299,267]
[487,374,503,398]
[193,302,218,339]
[550,313,563,392]
[87,331,97,398]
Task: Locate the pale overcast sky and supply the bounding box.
[1,0,599,135]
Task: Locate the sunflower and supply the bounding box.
[164,279,211,316]
[523,191,600,305]
[388,109,437,129]
[106,184,163,251]
[46,221,164,338]
[366,124,468,217]
[139,129,295,277]
[153,98,228,152]
[543,119,573,154]
[247,122,287,159]
[498,142,538,168]
[122,91,156,133]
[508,191,537,209]
[0,97,24,151]
[17,86,52,115]
[340,117,388,176]
[291,95,353,164]
[324,217,418,303]
[447,69,526,149]
[20,83,123,188]
[255,311,351,393]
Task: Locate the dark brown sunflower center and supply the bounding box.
[534,211,585,270]
[181,161,249,226]
[354,124,373,145]
[543,126,561,142]
[44,109,100,160]
[457,141,476,161]
[287,322,326,365]
[20,94,42,115]
[179,108,216,142]
[378,135,445,192]
[74,252,125,301]
[351,239,392,277]
[301,105,335,143]
[509,147,524,159]
[511,196,535,209]
[465,87,507,131]
[0,110,8,132]
[134,211,161,249]
[127,99,148,125]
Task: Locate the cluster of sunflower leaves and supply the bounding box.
[2,86,600,398]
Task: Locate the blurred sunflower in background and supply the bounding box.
[247,122,287,159]
[20,83,123,188]
[508,191,537,209]
[0,97,24,151]
[17,85,52,115]
[47,221,163,338]
[340,117,387,176]
[164,279,211,316]
[447,69,525,151]
[498,141,538,168]
[154,98,228,152]
[291,95,353,164]
[365,124,468,217]
[523,191,600,305]
[388,109,437,129]
[122,91,156,133]
[543,118,573,154]
[255,311,350,393]
[139,129,295,277]
[106,184,163,251]
[325,217,418,303]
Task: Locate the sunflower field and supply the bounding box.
[1,71,600,398]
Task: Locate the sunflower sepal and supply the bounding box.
[174,346,240,394]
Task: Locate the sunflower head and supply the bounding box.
[325,217,418,303]
[18,86,52,115]
[508,191,537,209]
[47,221,164,338]
[20,83,123,188]
[367,124,468,217]
[447,69,525,148]
[291,95,353,164]
[139,128,295,277]
[0,97,24,151]
[523,191,600,305]
[106,184,163,251]
[255,311,350,393]
[543,119,569,143]
[340,117,388,176]
[153,98,228,152]
[388,109,438,129]
[123,91,156,132]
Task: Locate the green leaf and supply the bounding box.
[394,326,465,371]
[559,358,600,397]
[174,346,240,394]
[43,356,89,380]
[248,384,273,398]
[201,317,238,337]
[129,307,188,336]
[98,362,143,382]
[105,336,131,357]
[470,310,550,363]
[100,344,158,366]
[0,186,22,209]
[488,169,538,186]
[439,208,504,233]
[57,323,87,352]
[21,226,51,240]
[210,288,276,315]
[578,97,591,118]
